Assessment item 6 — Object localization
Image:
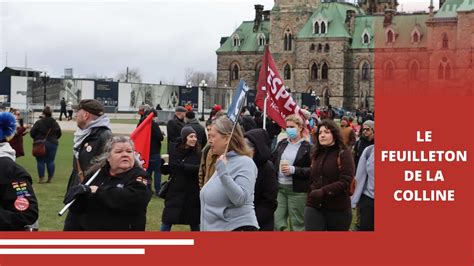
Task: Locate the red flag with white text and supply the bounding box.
[256,46,306,129]
[130,112,154,170]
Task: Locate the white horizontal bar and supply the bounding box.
[0,249,145,255]
[0,239,194,246]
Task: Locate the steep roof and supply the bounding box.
[372,13,429,48]
[298,2,365,39]
[435,0,464,18]
[457,0,474,12]
[216,20,270,53]
[351,16,375,49]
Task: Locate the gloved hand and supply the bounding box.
[64,184,91,204]
[309,189,325,208]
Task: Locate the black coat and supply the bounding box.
[64,126,112,204]
[162,143,201,225]
[186,118,207,148]
[71,166,152,231]
[245,129,278,231]
[30,117,62,145]
[150,121,164,155]
[166,115,185,152]
[272,139,312,193]
[240,115,257,132]
[0,157,39,230]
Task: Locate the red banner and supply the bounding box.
[130,112,154,170]
[256,46,306,129]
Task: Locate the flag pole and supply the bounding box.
[262,45,269,130]
[58,168,101,216]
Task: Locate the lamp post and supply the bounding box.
[199,80,207,121]
[41,72,50,107]
[310,90,316,111]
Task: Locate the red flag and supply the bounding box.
[130,112,154,170]
[256,46,307,129]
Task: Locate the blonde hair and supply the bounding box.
[285,114,307,138]
[212,117,253,158]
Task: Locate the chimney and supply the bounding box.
[253,5,264,32]
[383,9,395,27]
[439,0,446,9]
[345,10,356,34]
[263,10,271,21]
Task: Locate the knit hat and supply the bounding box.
[181,126,196,140]
[213,104,222,112]
[0,112,17,142]
[363,120,374,131]
[175,106,187,113]
[185,111,196,119]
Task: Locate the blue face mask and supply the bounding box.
[286,128,298,139]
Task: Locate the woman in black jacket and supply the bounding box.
[244,129,278,231]
[64,136,152,231]
[161,126,202,231]
[30,106,62,183]
[272,115,311,231]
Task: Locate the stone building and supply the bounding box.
[216,0,473,110]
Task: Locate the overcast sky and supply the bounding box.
[0,0,439,85]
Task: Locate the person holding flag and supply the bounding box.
[63,99,112,231]
[63,136,152,231]
[200,80,259,231]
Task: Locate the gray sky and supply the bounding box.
[0,0,439,85]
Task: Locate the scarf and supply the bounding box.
[0,142,16,161]
[73,115,111,158]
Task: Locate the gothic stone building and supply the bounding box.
[216,0,474,110]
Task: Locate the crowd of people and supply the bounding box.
[0,100,375,232]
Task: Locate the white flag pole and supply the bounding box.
[263,91,267,130]
[58,168,101,216]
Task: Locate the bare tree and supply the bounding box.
[117,68,142,83]
[184,68,216,87]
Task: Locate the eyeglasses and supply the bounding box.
[14,113,20,116]
[362,128,372,132]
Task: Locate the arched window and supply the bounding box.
[321,62,329,80]
[385,62,394,80]
[310,43,315,52]
[324,43,330,53]
[231,64,240,80]
[284,64,291,80]
[258,34,266,47]
[363,33,370,45]
[311,63,318,80]
[284,29,293,51]
[413,32,419,43]
[442,33,449,49]
[323,88,330,106]
[314,22,320,34]
[409,61,419,80]
[445,63,451,79]
[317,43,323,52]
[438,63,444,79]
[232,34,240,47]
[321,21,327,34]
[362,62,370,81]
[387,29,395,43]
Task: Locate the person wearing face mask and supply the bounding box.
[64,136,152,231]
[305,120,355,231]
[272,115,311,231]
[161,127,202,231]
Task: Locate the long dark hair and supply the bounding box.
[178,134,201,152]
[312,119,346,160]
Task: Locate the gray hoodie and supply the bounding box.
[0,142,16,161]
[351,145,374,208]
[200,151,259,231]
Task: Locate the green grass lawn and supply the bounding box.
[16,132,190,231]
[109,119,140,125]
